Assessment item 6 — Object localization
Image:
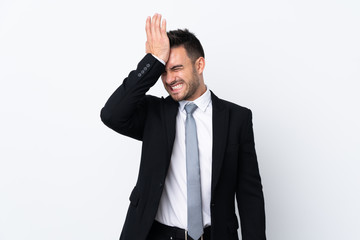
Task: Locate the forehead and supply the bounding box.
[166,46,191,68]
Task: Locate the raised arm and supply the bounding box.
[100,14,169,140]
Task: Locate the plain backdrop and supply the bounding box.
[1,0,359,239]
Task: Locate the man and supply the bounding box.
[101,13,266,240]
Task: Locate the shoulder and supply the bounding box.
[211,91,252,116]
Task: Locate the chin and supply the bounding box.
[169,93,184,102]
[167,89,183,102]
[170,95,182,102]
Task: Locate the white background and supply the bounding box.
[1,0,359,239]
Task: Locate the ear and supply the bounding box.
[195,57,205,74]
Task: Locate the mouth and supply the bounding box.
[169,82,184,93]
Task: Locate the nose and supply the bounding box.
[164,71,176,85]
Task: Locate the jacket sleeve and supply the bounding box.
[100,54,165,140]
[236,109,266,239]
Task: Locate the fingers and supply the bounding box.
[145,16,152,54]
[161,18,167,37]
[145,16,151,42]
[150,14,157,38]
[154,14,161,35]
[147,13,165,38]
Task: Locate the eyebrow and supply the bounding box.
[169,65,184,71]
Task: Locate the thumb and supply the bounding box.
[145,41,151,53]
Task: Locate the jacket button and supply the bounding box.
[146,63,150,67]
[137,73,141,77]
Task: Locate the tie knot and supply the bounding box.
[185,103,198,115]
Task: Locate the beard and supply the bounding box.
[168,69,201,102]
[182,75,200,101]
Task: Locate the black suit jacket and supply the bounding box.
[101,54,266,240]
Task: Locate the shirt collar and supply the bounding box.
[179,87,212,113]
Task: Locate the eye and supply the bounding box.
[172,66,183,71]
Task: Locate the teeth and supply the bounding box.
[172,84,183,90]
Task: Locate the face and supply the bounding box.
[161,46,205,102]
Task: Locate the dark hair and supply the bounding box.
[167,29,205,62]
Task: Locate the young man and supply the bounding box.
[101,14,266,240]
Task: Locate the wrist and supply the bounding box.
[152,54,166,65]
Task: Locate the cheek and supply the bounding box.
[182,70,193,81]
[161,76,166,85]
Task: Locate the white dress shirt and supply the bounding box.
[155,87,213,229]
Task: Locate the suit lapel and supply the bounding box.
[211,91,229,195]
[162,96,179,170]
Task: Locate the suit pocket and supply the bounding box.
[129,186,140,207]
